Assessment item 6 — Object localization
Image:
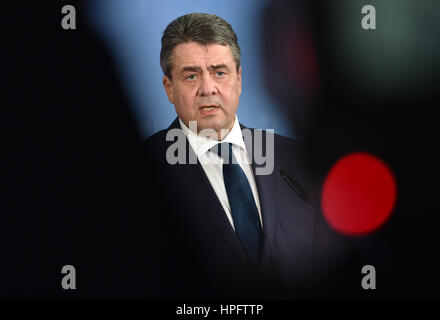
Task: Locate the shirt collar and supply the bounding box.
[179,115,247,158]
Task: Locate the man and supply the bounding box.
[144,13,346,299]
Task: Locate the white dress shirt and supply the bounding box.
[179,115,263,230]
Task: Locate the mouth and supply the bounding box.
[199,105,220,114]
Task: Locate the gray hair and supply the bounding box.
[160,13,241,79]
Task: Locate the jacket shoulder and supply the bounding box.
[274,132,305,156]
[242,125,304,151]
[143,128,168,149]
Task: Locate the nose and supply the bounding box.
[197,75,218,96]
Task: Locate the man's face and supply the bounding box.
[163,42,242,136]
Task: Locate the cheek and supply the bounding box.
[224,84,241,106]
[175,87,197,110]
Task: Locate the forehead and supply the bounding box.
[171,42,235,70]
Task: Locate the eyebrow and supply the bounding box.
[181,66,202,73]
[209,64,228,70]
[179,64,229,74]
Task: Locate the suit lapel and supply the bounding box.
[241,125,279,271]
[254,168,279,271]
[242,125,316,274]
[165,118,249,266]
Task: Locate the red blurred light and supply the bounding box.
[321,152,397,236]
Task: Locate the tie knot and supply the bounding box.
[210,142,233,164]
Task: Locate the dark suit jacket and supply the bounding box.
[143,118,351,299]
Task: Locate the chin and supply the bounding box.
[198,118,224,132]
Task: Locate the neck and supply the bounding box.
[185,118,236,141]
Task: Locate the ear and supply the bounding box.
[237,67,242,96]
[163,75,174,104]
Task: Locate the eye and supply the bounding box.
[186,74,197,80]
[215,71,226,77]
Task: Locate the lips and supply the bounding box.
[201,106,215,111]
[199,105,219,111]
[198,104,219,115]
[199,104,218,109]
